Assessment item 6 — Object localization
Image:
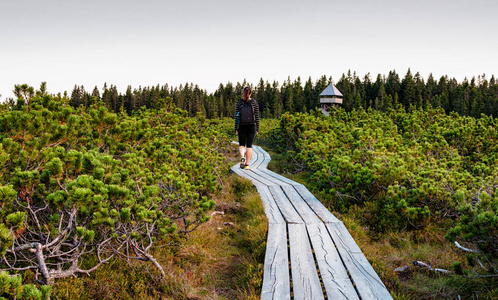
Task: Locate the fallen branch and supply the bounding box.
[454,241,478,253]
[454,241,493,272]
[413,261,451,274]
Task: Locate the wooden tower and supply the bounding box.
[320,83,343,116]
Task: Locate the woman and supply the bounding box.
[235,86,260,169]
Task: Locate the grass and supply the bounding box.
[50,144,268,299]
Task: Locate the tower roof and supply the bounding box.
[320,83,343,97]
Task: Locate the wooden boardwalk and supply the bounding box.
[231,145,393,300]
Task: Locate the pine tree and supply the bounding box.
[385,70,401,102]
[70,85,82,108]
[426,73,437,108]
[401,69,416,108]
[272,82,283,118]
[377,81,387,111]
[293,77,304,113]
[102,83,110,109]
[304,77,314,111]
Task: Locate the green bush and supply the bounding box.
[0,85,232,285]
[0,271,51,300]
[265,106,498,258]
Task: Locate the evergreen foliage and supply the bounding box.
[0,271,51,300]
[0,84,230,285]
[66,71,498,120]
[265,106,498,259]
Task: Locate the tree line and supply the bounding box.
[67,70,498,119]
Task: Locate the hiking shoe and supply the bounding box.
[240,157,246,169]
[244,164,250,170]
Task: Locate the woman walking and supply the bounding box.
[235,86,260,169]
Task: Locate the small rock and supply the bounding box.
[394,266,412,280]
[394,266,410,274]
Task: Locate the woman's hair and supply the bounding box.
[242,86,252,101]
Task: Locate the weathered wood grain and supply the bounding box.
[306,223,359,299]
[268,185,303,224]
[245,169,281,186]
[326,222,393,300]
[254,184,285,224]
[261,222,291,300]
[280,185,321,225]
[252,169,291,186]
[288,223,324,300]
[293,184,341,223]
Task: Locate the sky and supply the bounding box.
[1,0,497,100]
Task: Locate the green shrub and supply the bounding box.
[265,106,498,258]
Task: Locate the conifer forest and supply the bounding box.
[1,70,497,299]
[67,70,498,119]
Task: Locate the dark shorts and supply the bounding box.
[238,124,256,148]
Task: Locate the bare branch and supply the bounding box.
[454,241,478,253]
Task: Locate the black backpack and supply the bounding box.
[240,100,255,124]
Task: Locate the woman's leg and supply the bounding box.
[239,145,245,158]
[244,125,257,165]
[238,126,248,166]
[245,147,253,164]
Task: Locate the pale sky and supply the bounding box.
[1,0,497,100]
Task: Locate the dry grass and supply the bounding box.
[334,213,497,299]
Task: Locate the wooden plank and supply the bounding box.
[268,185,303,224]
[232,153,279,187]
[326,222,363,254]
[260,169,302,186]
[231,167,285,224]
[247,146,262,169]
[254,146,271,169]
[250,146,264,169]
[261,222,291,300]
[245,169,280,186]
[293,184,341,223]
[230,165,247,179]
[230,165,253,182]
[255,184,285,224]
[288,223,324,300]
[259,147,272,169]
[252,169,292,186]
[326,222,393,300]
[280,185,322,225]
[306,223,359,300]
[231,165,275,187]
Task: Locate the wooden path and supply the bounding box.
[231,145,393,300]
